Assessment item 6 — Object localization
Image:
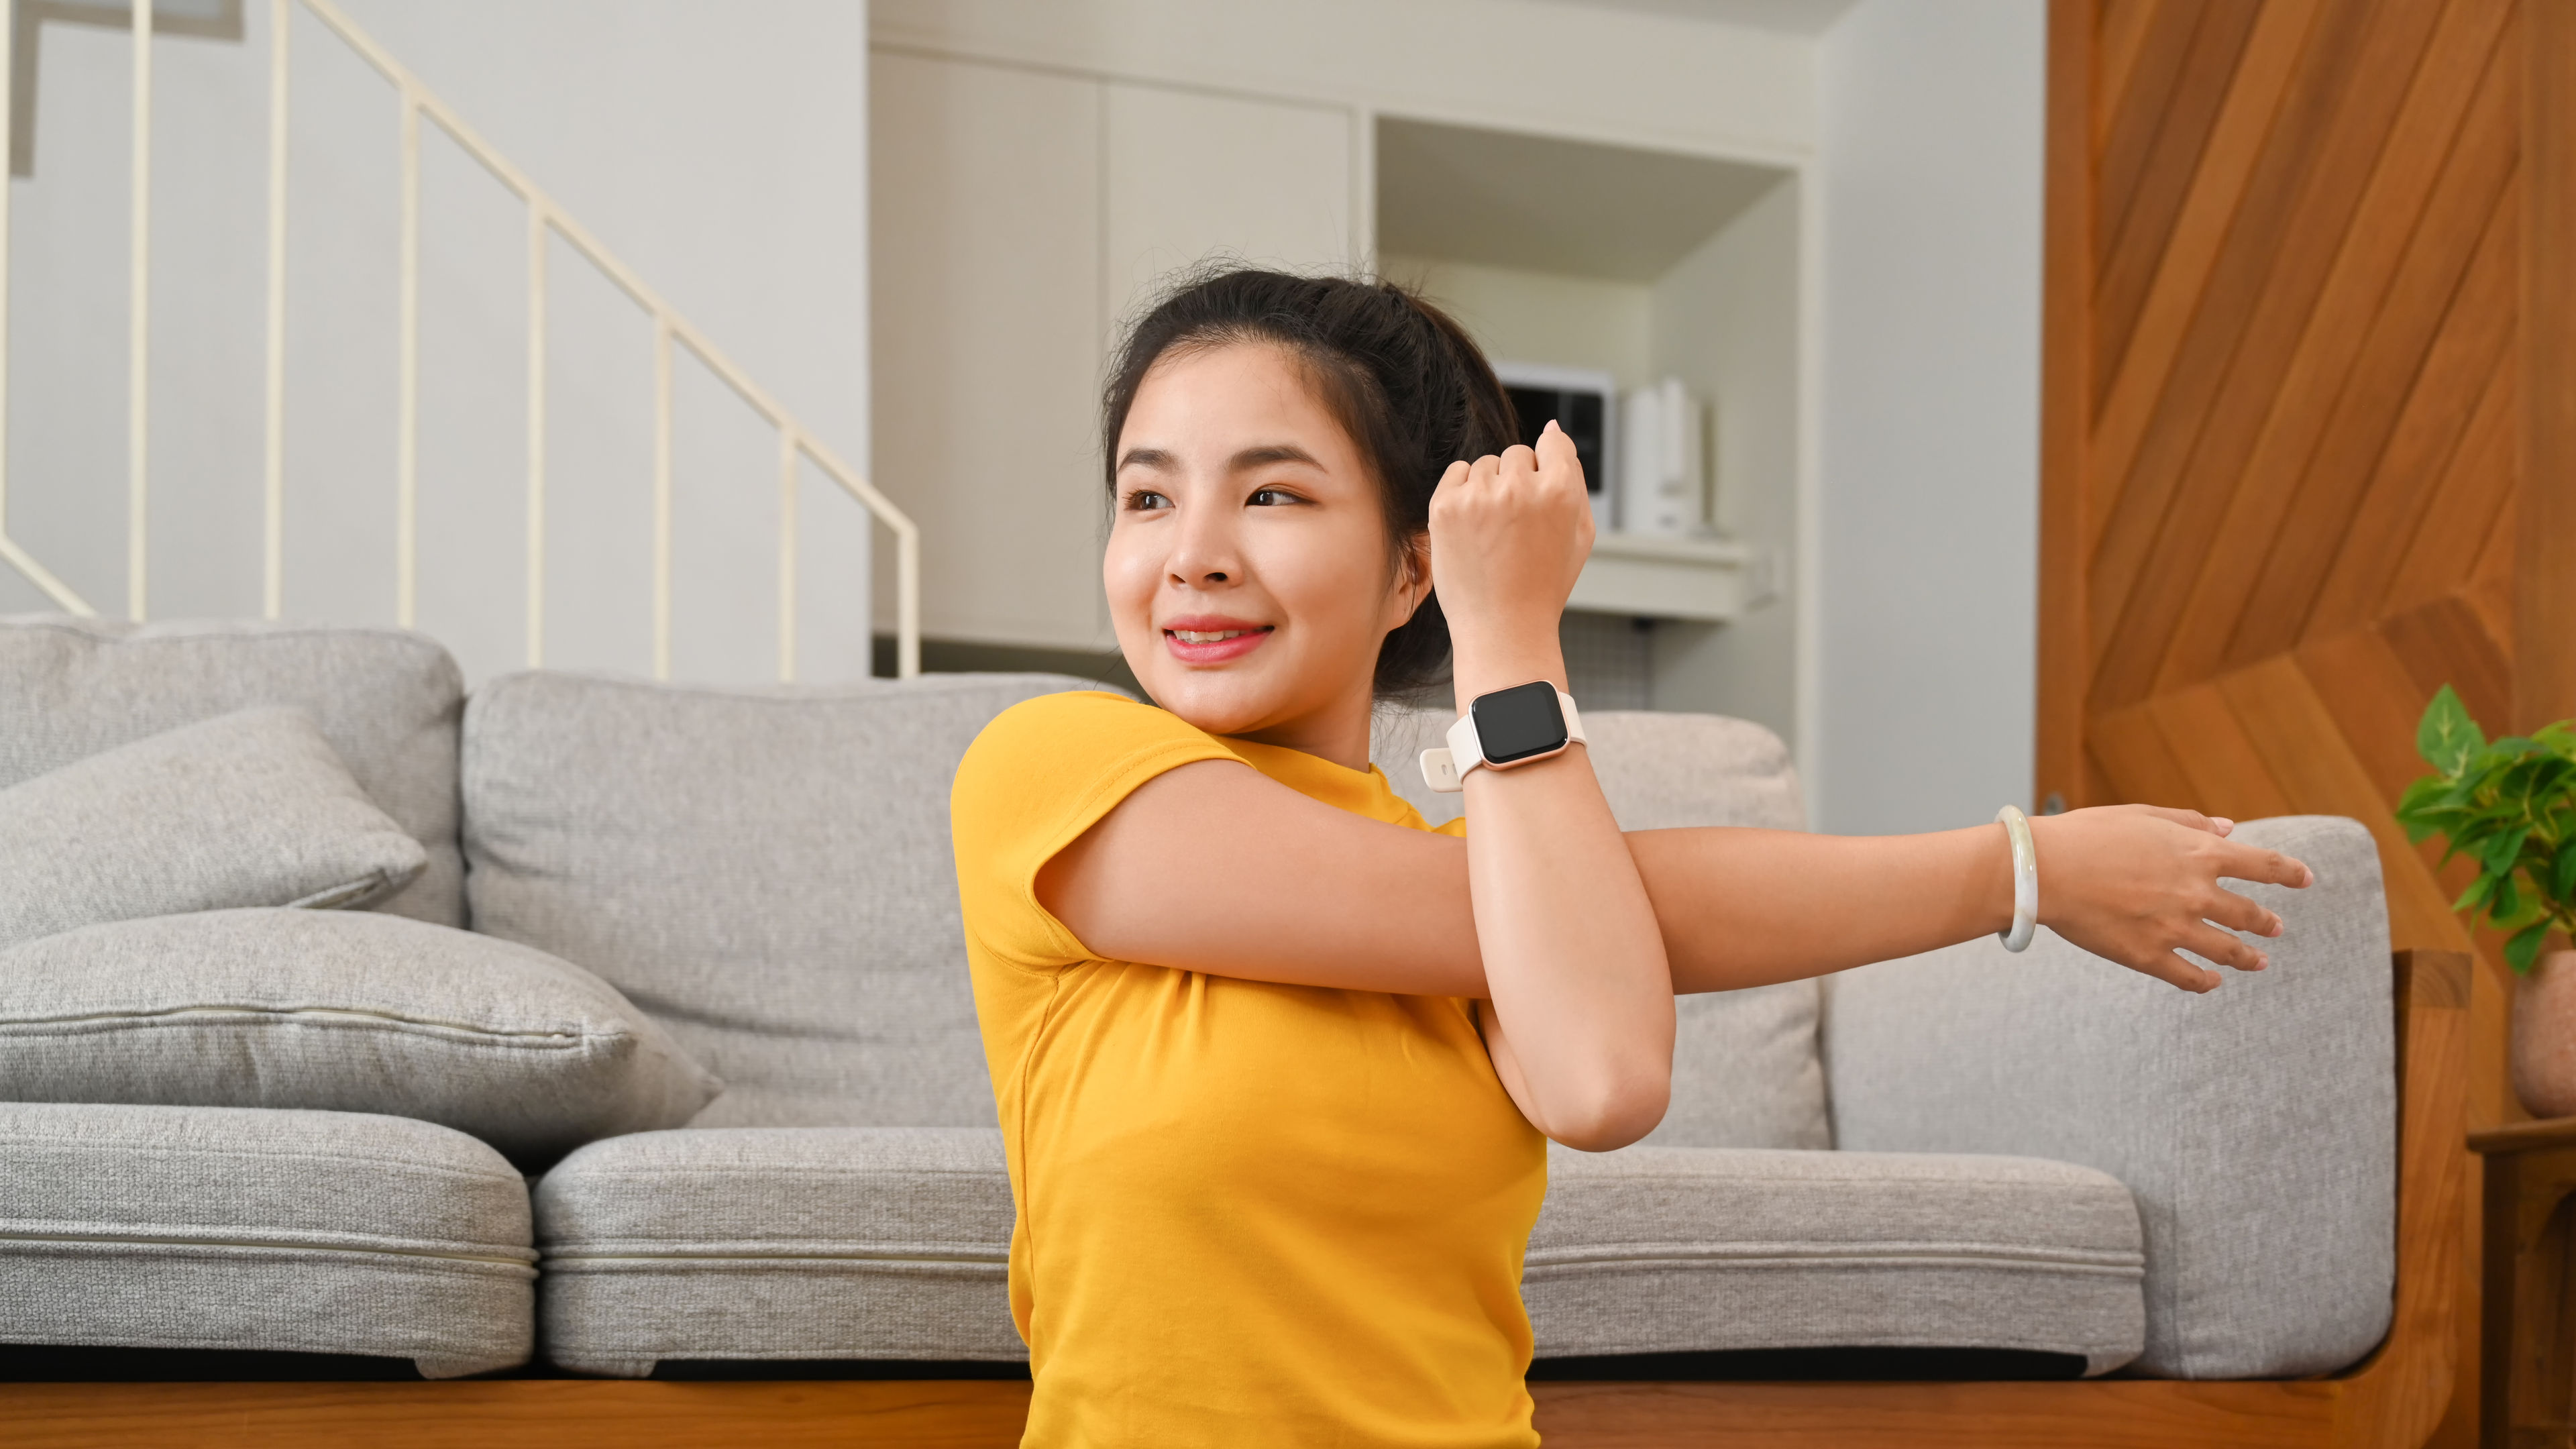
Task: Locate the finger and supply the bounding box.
[2215,841,2314,890]
[1466,453,1503,490]
[1497,443,1539,486]
[2133,804,2221,835]
[2200,884,2284,938]
[1536,417,1583,479]
[2179,919,2268,973]
[2129,949,2222,994]
[1433,460,1470,497]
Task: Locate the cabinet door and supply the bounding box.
[1102,84,1356,330]
[871,52,1110,649]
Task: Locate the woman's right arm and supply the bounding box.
[1041,788,2312,998]
[1631,807,2311,995]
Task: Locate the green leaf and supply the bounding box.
[2485,826,2533,877]
[2397,775,2467,843]
[2418,685,2483,774]
[2457,873,2498,914]
[2398,774,2447,812]
[2538,720,2576,758]
[2510,920,2553,973]
[2495,870,2522,921]
[2554,839,2576,905]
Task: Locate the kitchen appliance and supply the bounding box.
[1491,361,1616,529]
[1619,376,1707,537]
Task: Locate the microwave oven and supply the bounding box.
[1491,360,1616,529]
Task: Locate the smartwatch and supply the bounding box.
[1419,681,1588,794]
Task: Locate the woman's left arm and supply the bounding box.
[1432,425,1674,1152]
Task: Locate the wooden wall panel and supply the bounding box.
[2039,1,2576,1438]
[2045,0,2529,926]
[2521,0,2576,732]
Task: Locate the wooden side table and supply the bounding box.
[2471,1116,2576,1446]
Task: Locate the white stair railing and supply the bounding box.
[0,0,920,681]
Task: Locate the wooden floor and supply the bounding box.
[0,1376,2392,1449]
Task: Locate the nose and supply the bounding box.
[1165,499,1240,589]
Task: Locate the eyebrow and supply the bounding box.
[1114,442,1327,474]
[1228,443,1324,472]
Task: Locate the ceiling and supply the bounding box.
[1531,0,1864,36]
[1376,118,1788,281]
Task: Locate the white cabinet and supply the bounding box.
[1102,85,1354,325]
[871,52,1108,649]
[871,56,1356,652]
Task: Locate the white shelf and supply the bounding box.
[1568,532,1756,623]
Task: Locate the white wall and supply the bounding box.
[1812,0,2046,835]
[1650,174,1801,745]
[1,0,875,687]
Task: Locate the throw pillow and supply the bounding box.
[0,706,428,948]
[0,909,722,1163]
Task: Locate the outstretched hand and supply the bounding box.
[2029,805,2314,993]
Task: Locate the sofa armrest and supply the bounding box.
[1820,815,2394,1379]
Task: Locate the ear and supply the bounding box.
[1385,530,1434,631]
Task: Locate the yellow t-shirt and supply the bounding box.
[951,690,1546,1448]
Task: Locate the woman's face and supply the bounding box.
[1106,341,1425,753]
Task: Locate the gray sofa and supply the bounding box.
[0,616,2397,1383]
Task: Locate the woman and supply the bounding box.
[950,270,2310,1447]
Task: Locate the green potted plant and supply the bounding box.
[2397,685,2576,1116]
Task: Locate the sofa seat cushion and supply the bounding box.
[0,616,467,925]
[0,910,720,1163]
[1526,1146,2145,1376]
[0,708,429,948]
[0,1102,535,1378]
[533,1126,1018,1376]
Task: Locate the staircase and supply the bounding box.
[0,0,918,682]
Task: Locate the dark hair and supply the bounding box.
[1101,267,1518,700]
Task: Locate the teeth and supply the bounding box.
[1172,629,1248,643]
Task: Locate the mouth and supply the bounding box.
[1161,617,1275,665]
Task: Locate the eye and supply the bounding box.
[1123,488,1173,512]
[1248,486,1301,507]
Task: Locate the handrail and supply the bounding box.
[0,0,919,680]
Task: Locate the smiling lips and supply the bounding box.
[1162,616,1274,664]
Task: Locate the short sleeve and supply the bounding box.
[950,691,1240,971]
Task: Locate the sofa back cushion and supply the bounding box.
[462,671,1101,1129]
[1373,705,1827,1150]
[0,616,467,924]
[1821,815,2396,1378]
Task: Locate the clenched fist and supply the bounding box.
[1429,419,1595,654]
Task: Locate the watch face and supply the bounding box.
[1474,681,1570,765]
